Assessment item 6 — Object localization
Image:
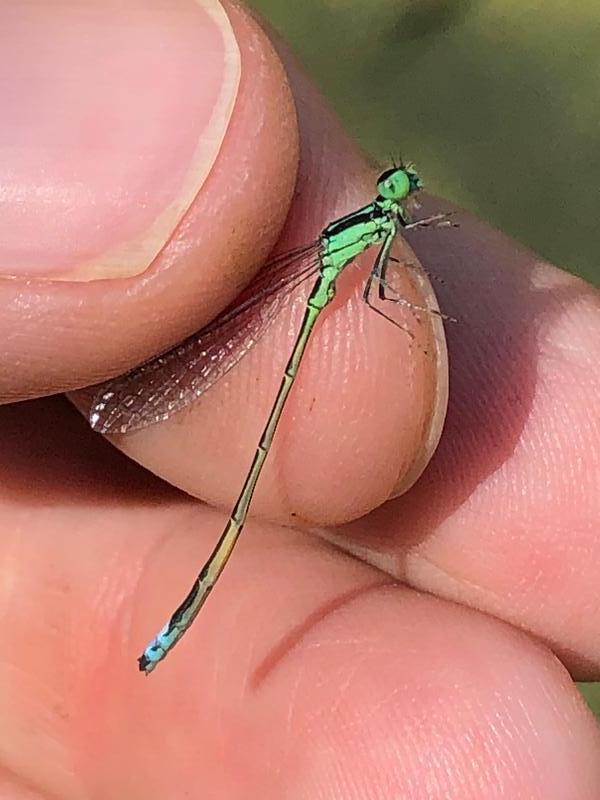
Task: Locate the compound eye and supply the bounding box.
[377,167,411,199]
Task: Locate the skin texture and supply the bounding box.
[0,2,600,798]
[0,1,297,399]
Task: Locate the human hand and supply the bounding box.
[0,2,599,797]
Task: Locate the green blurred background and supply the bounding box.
[249,0,600,718]
[251,0,599,284]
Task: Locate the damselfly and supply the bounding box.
[89,163,450,673]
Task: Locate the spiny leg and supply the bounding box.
[362,227,394,303]
[387,210,455,291]
[390,256,447,288]
[362,232,415,338]
[374,271,457,322]
[405,212,458,231]
[381,210,455,302]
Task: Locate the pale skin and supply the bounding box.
[0,2,600,797]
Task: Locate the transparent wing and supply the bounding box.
[89,243,321,434]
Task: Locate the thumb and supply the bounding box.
[0,0,298,400]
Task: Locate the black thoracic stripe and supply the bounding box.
[323,203,382,238]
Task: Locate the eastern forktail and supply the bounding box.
[89,163,448,673]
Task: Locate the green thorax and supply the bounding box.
[320,197,400,273]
